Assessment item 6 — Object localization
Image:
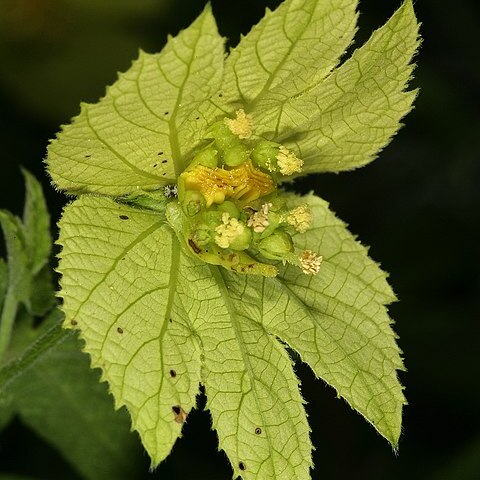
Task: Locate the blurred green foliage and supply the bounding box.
[0,0,172,122]
[0,0,478,479]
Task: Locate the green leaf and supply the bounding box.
[58,196,201,466]
[57,193,403,475]
[0,211,30,304]
[253,0,419,174]
[28,266,56,317]
[222,193,404,445]
[51,0,417,476]
[0,212,31,360]
[46,5,225,195]
[6,335,146,480]
[218,0,358,110]
[21,169,51,275]
[0,171,54,360]
[58,196,312,478]
[199,265,312,479]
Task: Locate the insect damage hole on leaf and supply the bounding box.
[172,406,187,424]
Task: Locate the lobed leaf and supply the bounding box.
[253,0,420,174]
[178,259,312,480]
[218,0,358,111]
[215,193,404,446]
[271,193,404,444]
[51,0,419,476]
[58,196,201,465]
[46,5,225,195]
[58,200,313,478]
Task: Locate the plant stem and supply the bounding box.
[0,288,18,362]
[0,309,67,392]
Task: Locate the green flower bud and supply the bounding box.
[208,121,238,152]
[224,143,251,167]
[204,210,223,230]
[182,190,205,217]
[189,144,219,169]
[258,231,294,260]
[229,225,252,251]
[191,224,212,247]
[251,140,280,171]
[217,200,240,218]
[257,210,282,240]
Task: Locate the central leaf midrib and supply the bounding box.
[152,235,181,437]
[244,3,317,112]
[211,266,277,476]
[166,19,206,176]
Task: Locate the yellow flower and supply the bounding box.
[224,109,253,139]
[286,204,312,233]
[298,250,322,275]
[276,146,303,175]
[180,161,274,207]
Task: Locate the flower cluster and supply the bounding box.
[168,110,323,277]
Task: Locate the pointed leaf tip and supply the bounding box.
[252,0,421,175]
[47,3,225,195]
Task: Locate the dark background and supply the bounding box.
[0,0,479,478]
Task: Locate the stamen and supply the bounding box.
[215,212,246,249]
[286,204,312,233]
[247,202,272,233]
[276,146,304,176]
[224,109,253,139]
[298,250,322,275]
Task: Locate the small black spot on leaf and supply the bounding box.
[119,215,129,220]
[158,151,163,155]
[162,159,168,164]
[255,427,262,435]
[170,369,177,378]
[70,319,78,326]
[239,462,246,471]
[218,93,223,98]
[117,327,123,334]
[153,164,158,168]
[85,154,91,158]
[164,111,169,115]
